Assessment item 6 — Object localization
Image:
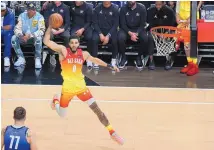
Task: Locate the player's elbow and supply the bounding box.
[43,38,49,46]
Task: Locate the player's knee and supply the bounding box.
[85,98,95,106]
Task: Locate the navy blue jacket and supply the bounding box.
[119,3,147,34]
[92,3,119,36]
[70,2,93,29]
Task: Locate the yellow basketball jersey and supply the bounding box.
[60,48,86,94]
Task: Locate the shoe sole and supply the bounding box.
[134,61,143,70]
[110,134,124,145]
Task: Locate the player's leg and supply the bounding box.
[179,26,193,74]
[51,93,73,118]
[77,88,124,145]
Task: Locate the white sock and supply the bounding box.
[55,103,67,118]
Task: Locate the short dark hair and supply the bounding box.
[13,107,26,120]
[69,35,80,42]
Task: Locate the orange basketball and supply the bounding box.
[49,13,63,29]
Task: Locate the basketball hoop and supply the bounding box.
[151,26,181,56]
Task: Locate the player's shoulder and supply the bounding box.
[1,127,6,134]
[82,50,90,58]
[1,125,10,135]
[26,128,33,137]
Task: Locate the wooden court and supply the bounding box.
[2,84,214,150]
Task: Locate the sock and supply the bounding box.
[53,98,60,114]
[187,57,192,63]
[106,124,115,135]
[192,58,197,64]
[53,98,66,117]
[55,103,60,114]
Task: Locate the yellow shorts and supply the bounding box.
[60,87,93,108]
[60,80,93,108]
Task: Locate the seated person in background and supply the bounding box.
[147,1,176,70]
[118,1,148,70]
[70,1,94,70]
[167,1,176,12]
[92,1,119,70]
[1,3,15,67]
[44,1,70,66]
[176,1,199,76]
[12,2,45,69]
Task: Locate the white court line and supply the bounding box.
[2,84,214,91]
[2,98,214,105]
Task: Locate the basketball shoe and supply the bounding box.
[110,131,124,145]
[180,62,194,74]
[50,95,59,110]
[186,63,199,76]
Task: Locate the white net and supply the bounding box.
[151,26,180,56]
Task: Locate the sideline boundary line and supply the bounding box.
[2,98,214,105]
[2,84,214,91]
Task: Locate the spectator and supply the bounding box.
[1,2,15,67]
[139,1,155,9]
[118,1,148,70]
[147,1,176,70]
[12,2,45,69]
[44,1,70,65]
[44,1,70,46]
[111,1,127,8]
[167,1,176,12]
[70,1,93,70]
[92,2,119,70]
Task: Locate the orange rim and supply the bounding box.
[150,26,181,38]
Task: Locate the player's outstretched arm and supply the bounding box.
[1,128,5,150]
[83,51,119,72]
[27,130,38,150]
[43,26,66,53]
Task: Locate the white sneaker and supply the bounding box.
[93,64,99,70]
[111,58,117,67]
[14,57,26,67]
[35,58,42,69]
[4,57,10,67]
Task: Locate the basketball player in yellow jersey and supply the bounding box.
[176,1,199,76]
[43,25,124,145]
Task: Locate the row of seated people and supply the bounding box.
[1,1,209,71]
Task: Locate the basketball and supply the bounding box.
[49,13,63,29]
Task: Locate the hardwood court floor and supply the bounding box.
[2,85,214,150]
